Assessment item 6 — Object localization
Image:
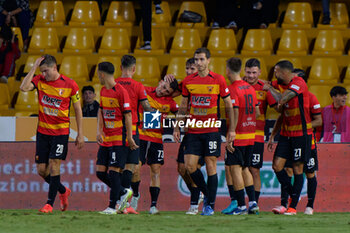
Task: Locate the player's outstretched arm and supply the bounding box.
[263,83,282,104]
[140,99,155,112]
[20,56,44,92]
[267,114,283,152]
[277,90,297,112]
[73,100,84,149]
[173,96,188,143]
[224,96,236,153]
[124,112,139,150]
[311,114,322,128]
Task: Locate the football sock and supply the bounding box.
[108,170,121,209]
[190,187,200,205]
[121,170,133,189]
[228,185,236,201]
[150,186,160,207]
[290,174,304,209]
[44,175,66,194]
[131,181,140,197]
[47,175,60,206]
[234,189,245,207]
[189,169,208,197]
[275,169,293,196]
[281,176,292,207]
[307,176,317,208]
[96,171,111,188]
[207,174,218,209]
[245,185,256,202]
[255,191,261,203]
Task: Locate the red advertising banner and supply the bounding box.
[0,142,349,212]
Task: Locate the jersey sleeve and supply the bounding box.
[31,75,41,89]
[177,81,183,93]
[138,82,148,101]
[219,75,230,98]
[288,77,307,95]
[310,93,321,115]
[182,79,189,97]
[266,90,277,107]
[170,98,179,113]
[119,87,132,113]
[70,80,80,103]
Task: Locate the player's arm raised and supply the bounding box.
[140,99,156,112]
[276,89,297,112]
[73,96,84,149]
[173,96,188,143]
[224,96,236,153]
[20,56,44,92]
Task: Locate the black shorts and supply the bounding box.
[176,135,205,166]
[305,149,318,173]
[35,132,69,164]
[96,145,128,169]
[184,132,221,157]
[274,135,312,164]
[225,145,253,167]
[125,133,140,164]
[139,140,164,165]
[250,142,264,169]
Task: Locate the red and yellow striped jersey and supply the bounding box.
[182,71,230,134]
[229,80,258,146]
[99,84,131,147]
[32,74,80,136]
[139,86,178,143]
[309,92,321,149]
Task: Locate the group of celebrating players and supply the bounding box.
[20,47,320,216]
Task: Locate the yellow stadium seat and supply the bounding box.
[207,29,237,57]
[208,57,228,83]
[170,29,202,56]
[308,85,333,107]
[312,30,344,56]
[34,1,66,27]
[11,27,23,51]
[277,30,308,56]
[27,28,59,54]
[104,1,136,27]
[7,76,20,101]
[318,3,349,29]
[166,57,190,82]
[15,91,39,111]
[241,29,272,56]
[62,28,95,54]
[133,57,160,84]
[98,28,130,55]
[282,2,313,29]
[342,65,350,84]
[59,56,89,82]
[176,1,207,28]
[152,1,171,28]
[134,28,166,55]
[23,55,42,75]
[15,111,38,117]
[93,56,122,82]
[308,58,339,85]
[0,84,11,110]
[266,107,279,120]
[241,57,268,81]
[69,1,100,26]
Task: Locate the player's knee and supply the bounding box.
[249,167,260,177]
[272,163,282,172]
[306,172,315,179]
[177,163,186,176]
[37,169,47,178]
[185,163,197,174]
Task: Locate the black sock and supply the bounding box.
[290,174,304,209]
[281,176,292,207]
[307,176,317,208]
[121,170,133,189]
[131,181,140,197]
[228,185,236,201]
[189,169,208,197]
[96,171,111,188]
[275,169,293,196]
[245,185,256,202]
[255,191,261,203]
[190,187,200,205]
[234,189,245,207]
[44,175,66,194]
[108,170,121,209]
[47,175,60,206]
[150,186,160,207]
[207,174,218,209]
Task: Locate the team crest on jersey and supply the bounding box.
[207,86,213,92]
[257,91,265,99]
[58,89,64,96]
[109,99,114,105]
[162,105,169,112]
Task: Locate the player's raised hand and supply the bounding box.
[164,74,175,83]
[75,133,84,149]
[128,137,139,150]
[34,56,45,69]
[173,127,181,143]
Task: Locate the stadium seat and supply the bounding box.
[241,57,268,80]
[0,84,11,110]
[15,91,39,111]
[133,57,160,85]
[151,1,171,28]
[208,57,228,82]
[282,2,313,29]
[11,27,23,51]
[308,85,333,107]
[15,111,37,117]
[207,29,237,57]
[62,28,95,54]
[27,28,59,54]
[134,28,166,55]
[170,29,202,56]
[93,56,122,82]
[98,28,130,55]
[312,30,344,56]
[104,1,136,27]
[23,55,42,76]
[277,30,308,56]
[342,65,350,84]
[308,58,339,85]
[241,29,272,56]
[175,1,207,28]
[6,76,20,101]
[69,1,100,27]
[59,56,90,82]
[266,107,279,120]
[317,3,349,29]
[166,57,189,82]
[34,1,66,27]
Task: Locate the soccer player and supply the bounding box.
[96,62,138,215]
[173,47,236,216]
[223,57,260,215]
[268,61,313,215]
[19,55,84,213]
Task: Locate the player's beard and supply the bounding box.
[277,78,284,85]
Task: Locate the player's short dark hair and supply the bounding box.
[98,62,115,75]
[330,86,348,97]
[293,68,306,82]
[40,54,57,67]
[161,76,178,91]
[82,85,95,94]
[226,57,241,74]
[194,47,211,59]
[245,58,260,69]
[121,55,136,69]
[275,60,294,71]
[186,58,195,66]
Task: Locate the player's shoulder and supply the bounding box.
[183,72,198,82]
[291,76,307,85]
[209,71,225,81]
[144,86,155,94]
